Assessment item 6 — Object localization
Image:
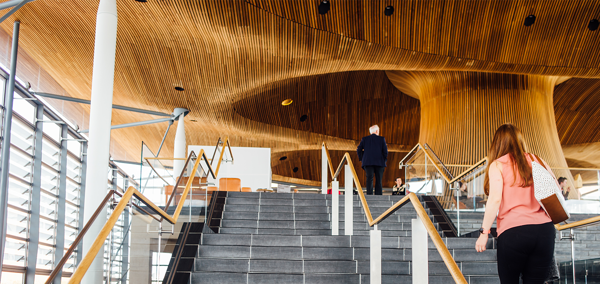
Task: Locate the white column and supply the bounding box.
[412,216,429,284]
[173,115,186,178]
[82,0,117,283]
[370,225,382,284]
[344,164,353,235]
[321,145,327,194]
[331,180,339,235]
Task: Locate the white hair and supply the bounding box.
[369,125,379,134]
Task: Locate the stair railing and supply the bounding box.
[555,217,600,284]
[46,137,232,284]
[322,142,468,284]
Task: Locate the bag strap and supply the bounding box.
[528,153,549,171]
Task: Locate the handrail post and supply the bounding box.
[344,164,354,235]
[560,229,577,284]
[322,144,328,194]
[455,181,460,237]
[370,224,381,284]
[331,179,339,235]
[412,215,429,283]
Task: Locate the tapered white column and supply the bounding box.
[331,180,339,235]
[81,0,117,283]
[412,216,429,284]
[344,164,353,235]
[173,115,186,177]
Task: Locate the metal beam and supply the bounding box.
[25,104,43,284]
[0,0,33,24]
[52,124,69,284]
[77,142,88,266]
[0,0,33,10]
[79,117,173,133]
[121,178,129,284]
[32,92,171,117]
[0,21,20,281]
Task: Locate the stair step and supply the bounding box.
[201,234,495,250]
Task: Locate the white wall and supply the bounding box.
[187,145,271,192]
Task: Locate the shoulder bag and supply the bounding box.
[528,153,570,224]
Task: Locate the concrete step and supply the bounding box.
[226,192,420,202]
[220,220,425,231]
[201,234,496,250]
[224,198,416,208]
[190,272,500,284]
[222,204,430,215]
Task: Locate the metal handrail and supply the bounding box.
[322,142,467,283]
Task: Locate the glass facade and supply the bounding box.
[0,69,136,283]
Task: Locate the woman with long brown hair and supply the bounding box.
[475,124,555,283]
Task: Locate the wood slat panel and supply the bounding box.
[386,71,574,186]
[0,0,598,185]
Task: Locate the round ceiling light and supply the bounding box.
[589,19,599,31]
[524,15,536,27]
[281,99,293,106]
[300,114,308,122]
[279,156,288,161]
[384,6,394,16]
[175,86,184,91]
[293,167,299,173]
[318,1,330,15]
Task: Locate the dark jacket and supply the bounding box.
[356,134,388,168]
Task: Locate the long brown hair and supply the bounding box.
[483,124,532,195]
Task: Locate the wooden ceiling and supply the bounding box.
[1,0,599,186]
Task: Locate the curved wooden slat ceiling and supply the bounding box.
[0,0,598,186]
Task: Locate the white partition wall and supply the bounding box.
[188,145,271,191]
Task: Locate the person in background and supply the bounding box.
[475,124,555,284]
[357,124,388,195]
[392,177,407,195]
[558,177,570,200]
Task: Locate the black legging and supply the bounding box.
[497,222,555,284]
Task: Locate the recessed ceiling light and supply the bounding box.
[135,0,147,2]
[318,1,330,15]
[589,19,599,31]
[384,6,394,16]
[281,99,293,106]
[300,114,308,122]
[175,86,184,91]
[524,15,536,27]
[190,119,197,122]
[279,156,288,161]
[293,167,299,173]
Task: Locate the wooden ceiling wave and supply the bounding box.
[0,0,598,184]
[234,70,420,150]
[385,71,575,188]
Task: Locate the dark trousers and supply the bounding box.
[364,166,385,195]
[497,222,555,284]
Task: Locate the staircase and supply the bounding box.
[188,192,499,284]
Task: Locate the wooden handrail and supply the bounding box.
[449,157,488,184]
[163,153,193,213]
[555,216,600,231]
[45,190,115,284]
[321,142,467,284]
[54,142,231,283]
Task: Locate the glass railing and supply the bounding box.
[400,143,600,238]
[550,257,600,284]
